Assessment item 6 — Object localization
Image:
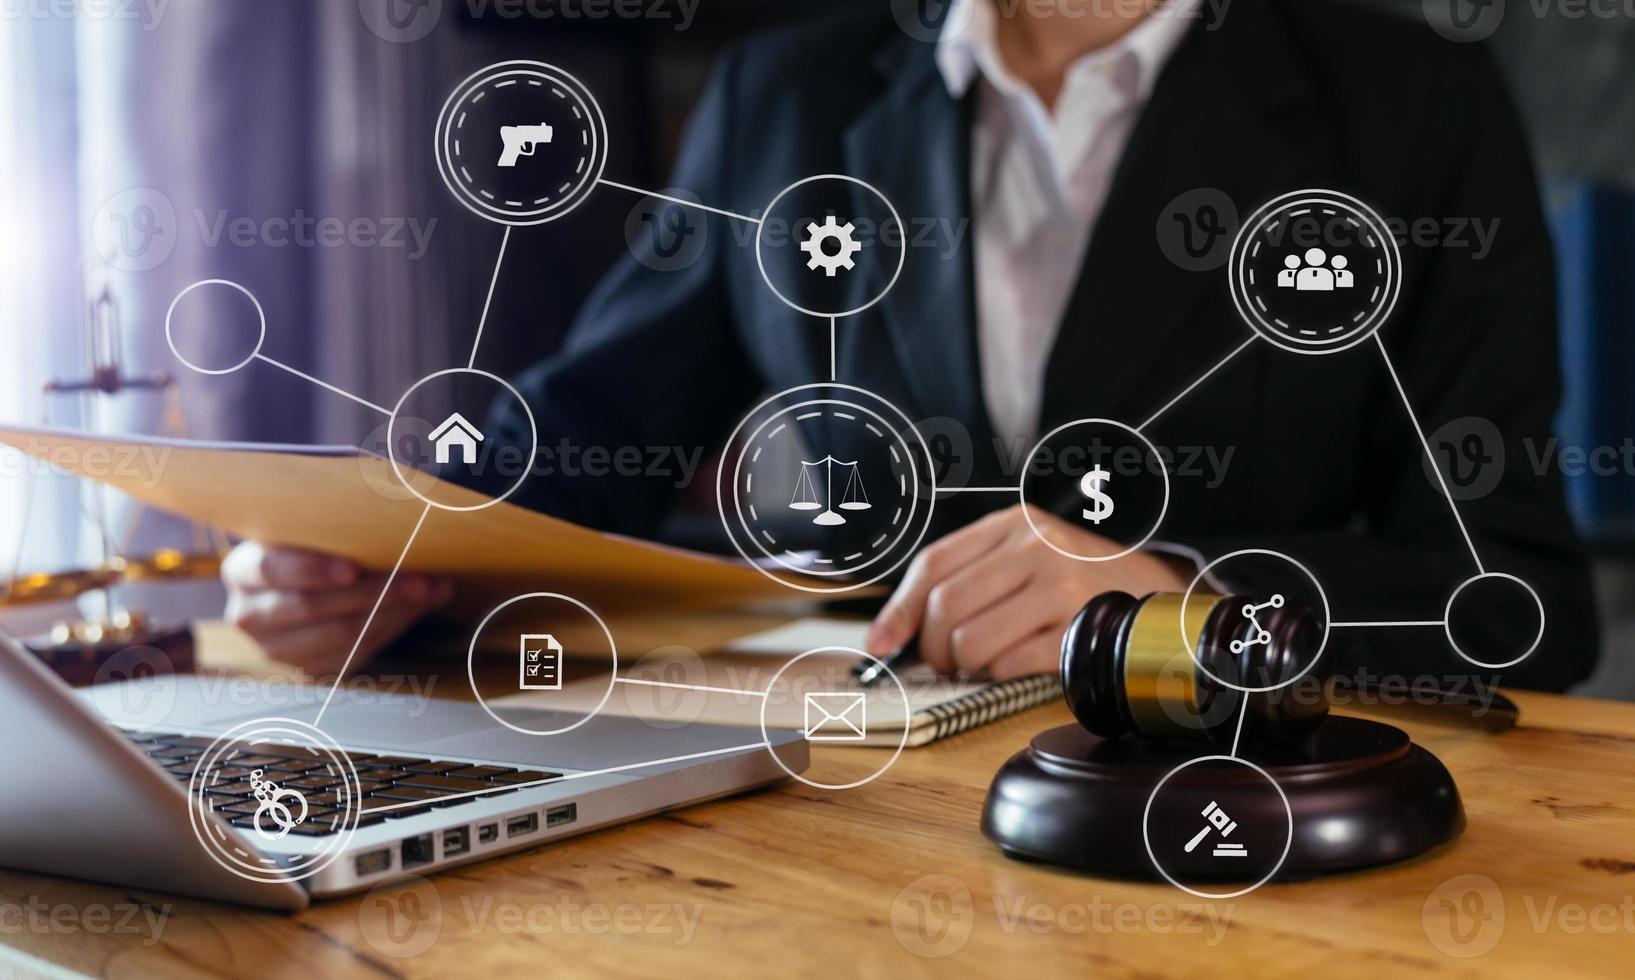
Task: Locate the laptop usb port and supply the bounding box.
[478,823,498,844]
[506,813,538,838]
[401,833,435,869]
[442,827,470,858]
[354,848,392,877]
[546,803,577,828]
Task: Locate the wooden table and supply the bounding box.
[3,624,1634,978]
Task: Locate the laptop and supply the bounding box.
[0,632,807,910]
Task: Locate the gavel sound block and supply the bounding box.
[981,592,1465,880]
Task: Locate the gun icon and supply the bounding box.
[498,123,553,167]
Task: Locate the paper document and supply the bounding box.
[0,425,816,612]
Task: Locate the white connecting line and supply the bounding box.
[613,676,768,699]
[829,315,837,381]
[358,741,771,817]
[1330,619,1445,628]
[309,212,507,728]
[312,504,432,727]
[596,177,762,225]
[467,226,512,369]
[252,353,392,417]
[1229,696,1249,759]
[932,335,1257,496]
[1137,335,1259,434]
[1373,333,1486,575]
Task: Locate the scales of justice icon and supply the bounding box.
[788,456,870,527]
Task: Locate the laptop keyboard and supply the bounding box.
[117,728,563,836]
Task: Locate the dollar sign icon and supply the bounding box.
[1080,465,1114,525]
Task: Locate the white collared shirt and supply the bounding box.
[937,0,1199,451]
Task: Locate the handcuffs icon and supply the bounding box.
[249,768,309,841]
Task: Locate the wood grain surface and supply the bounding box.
[1,623,1632,978]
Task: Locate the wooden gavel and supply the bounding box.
[1059,591,1329,745]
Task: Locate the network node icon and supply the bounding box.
[1228,188,1400,355]
[755,174,905,318]
[434,61,608,226]
[800,216,863,276]
[719,383,936,593]
[1230,594,1286,655]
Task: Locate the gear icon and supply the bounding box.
[800,216,863,276]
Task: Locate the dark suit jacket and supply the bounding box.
[483,0,1599,691]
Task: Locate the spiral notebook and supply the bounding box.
[496,620,1063,747]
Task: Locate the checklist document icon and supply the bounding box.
[519,633,563,690]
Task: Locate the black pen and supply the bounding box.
[853,634,919,687]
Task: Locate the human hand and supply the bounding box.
[222,541,452,676]
[864,505,1191,680]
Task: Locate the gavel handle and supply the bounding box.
[1183,826,1212,853]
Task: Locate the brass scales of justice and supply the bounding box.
[0,288,227,683]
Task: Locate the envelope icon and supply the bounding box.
[804,692,866,741]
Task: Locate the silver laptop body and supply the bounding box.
[0,634,806,910]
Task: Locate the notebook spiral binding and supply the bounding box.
[922,674,1063,742]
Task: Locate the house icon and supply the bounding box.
[430,412,484,465]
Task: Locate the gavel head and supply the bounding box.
[1060,591,1328,745]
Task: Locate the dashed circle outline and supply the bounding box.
[1018,417,1170,563]
[466,591,619,737]
[185,717,362,884]
[717,382,937,594]
[1179,548,1332,694]
[1142,754,1294,900]
[733,399,917,580]
[754,174,907,319]
[1228,189,1401,356]
[1443,571,1545,669]
[433,60,608,226]
[758,646,910,790]
[385,367,538,513]
[164,279,267,375]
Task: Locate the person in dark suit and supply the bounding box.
[224,0,1598,691]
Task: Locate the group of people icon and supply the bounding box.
[1277,248,1353,291]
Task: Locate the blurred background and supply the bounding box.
[0,0,1631,694]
